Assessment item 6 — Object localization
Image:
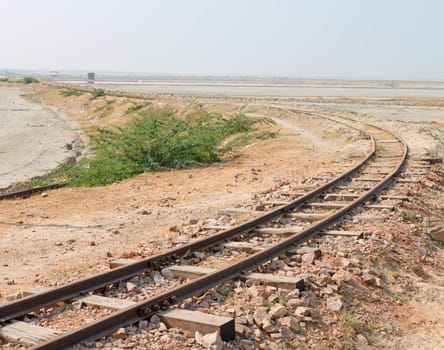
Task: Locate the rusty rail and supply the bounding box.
[0,137,375,322]
[32,127,407,350]
[0,110,408,349]
[0,184,65,201]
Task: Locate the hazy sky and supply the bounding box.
[1,0,443,80]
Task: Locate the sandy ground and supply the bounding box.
[393,266,444,350]
[0,87,360,296]
[88,83,444,98]
[0,85,81,189]
[0,83,443,349]
[52,76,444,98]
[308,103,444,123]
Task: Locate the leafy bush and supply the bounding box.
[94,100,115,118]
[50,111,255,186]
[401,211,417,222]
[125,101,153,114]
[90,88,105,99]
[16,76,39,84]
[0,77,8,82]
[61,88,83,97]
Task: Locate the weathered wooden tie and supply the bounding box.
[206,223,307,233]
[324,193,359,200]
[222,241,320,254]
[410,164,431,169]
[76,295,135,310]
[262,200,293,206]
[397,179,420,183]
[407,170,428,175]
[160,309,235,341]
[379,195,409,201]
[307,202,346,209]
[288,212,329,221]
[378,155,403,159]
[354,215,385,222]
[169,265,215,279]
[1,321,60,346]
[361,171,389,175]
[321,230,363,238]
[337,185,372,190]
[353,177,383,182]
[366,204,395,210]
[325,193,406,201]
[243,273,305,290]
[255,226,304,235]
[169,265,304,290]
[203,225,233,231]
[378,139,399,143]
[109,258,138,269]
[414,156,442,164]
[219,208,261,216]
[286,246,322,258]
[222,241,267,252]
[367,164,397,168]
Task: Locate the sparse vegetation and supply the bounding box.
[223,246,233,256]
[90,88,105,100]
[278,295,288,306]
[338,310,366,344]
[222,130,278,151]
[435,241,444,249]
[94,100,115,118]
[401,210,417,222]
[124,101,153,114]
[16,76,39,84]
[61,88,84,97]
[376,144,386,153]
[3,76,39,84]
[46,111,257,186]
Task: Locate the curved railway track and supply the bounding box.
[0,108,411,349]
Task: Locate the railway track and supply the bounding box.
[0,108,424,349]
[0,184,65,201]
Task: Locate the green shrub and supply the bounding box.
[50,111,255,187]
[90,88,105,99]
[15,76,39,84]
[94,100,115,118]
[125,101,153,114]
[61,88,83,97]
[401,211,417,222]
[0,77,8,82]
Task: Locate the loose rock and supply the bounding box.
[195,331,223,350]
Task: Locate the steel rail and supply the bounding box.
[30,119,408,350]
[0,184,65,201]
[0,129,376,322]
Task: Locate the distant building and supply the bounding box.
[87,72,95,84]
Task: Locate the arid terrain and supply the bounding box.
[0,80,443,349]
[0,87,80,188]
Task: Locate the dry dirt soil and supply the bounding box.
[0,84,443,350]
